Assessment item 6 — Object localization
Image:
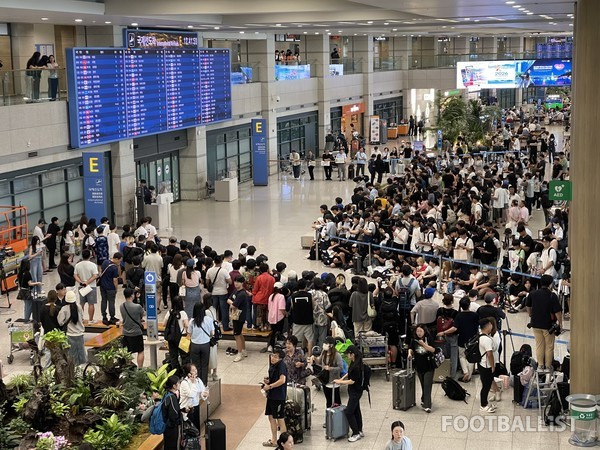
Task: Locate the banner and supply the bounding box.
[252,119,268,186]
[82,152,107,221]
[456,58,571,89]
[144,271,158,340]
[275,64,311,81]
[124,29,199,49]
[370,116,380,144]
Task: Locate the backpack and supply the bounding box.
[465,333,485,364]
[544,390,564,425]
[510,344,532,375]
[164,311,182,343]
[149,392,172,434]
[361,364,372,406]
[396,278,416,310]
[380,298,399,325]
[206,309,222,342]
[441,377,470,403]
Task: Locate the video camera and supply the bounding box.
[0,246,15,264]
[527,321,562,336]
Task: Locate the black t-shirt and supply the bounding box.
[519,234,535,258]
[230,289,248,318]
[290,290,314,325]
[40,303,61,333]
[58,264,76,287]
[477,304,506,330]
[509,283,525,297]
[526,288,561,330]
[480,236,498,265]
[552,164,563,179]
[267,360,288,401]
[19,271,32,288]
[454,310,480,347]
[436,307,458,320]
[347,363,363,395]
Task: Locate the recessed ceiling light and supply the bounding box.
[239,31,245,34]
[474,19,480,22]
[354,33,357,35]
[105,21,112,24]
[505,1,515,3]
[512,5,521,8]
[131,22,138,26]
[75,19,83,23]
[569,23,573,26]
[464,18,470,21]
[325,29,330,31]
[338,30,342,33]
[367,21,373,24]
[214,26,220,29]
[275,23,282,27]
[384,22,389,25]
[392,28,398,31]
[527,12,533,15]
[410,34,414,37]
[327,32,331,35]
[303,31,307,34]
[442,26,447,28]
[255,31,259,34]
[315,32,319,34]
[41,17,48,21]
[187,25,194,29]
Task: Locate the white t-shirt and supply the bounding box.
[541,247,558,278]
[144,224,157,238]
[335,152,347,164]
[108,232,120,258]
[206,266,231,296]
[163,310,189,334]
[478,333,496,368]
[134,225,148,239]
[33,226,46,248]
[75,260,99,287]
[493,187,507,209]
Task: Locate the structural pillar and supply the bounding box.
[10,23,35,97]
[110,139,136,226]
[354,35,374,139]
[306,34,330,153]
[180,127,208,200]
[571,0,600,396]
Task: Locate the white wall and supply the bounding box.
[33,23,56,54]
[406,68,456,91]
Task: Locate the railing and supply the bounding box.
[374,56,403,72]
[231,62,261,84]
[0,68,67,106]
[409,52,573,70]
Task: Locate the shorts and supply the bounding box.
[232,319,244,336]
[80,288,97,305]
[122,334,144,354]
[265,399,285,419]
[493,208,503,220]
[292,323,315,344]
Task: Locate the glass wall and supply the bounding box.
[277,112,319,159]
[374,97,404,125]
[330,107,342,135]
[0,160,85,229]
[206,124,253,184]
[136,152,180,201]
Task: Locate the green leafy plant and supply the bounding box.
[0,427,21,450]
[147,364,176,395]
[63,378,92,414]
[95,386,131,410]
[83,413,133,450]
[50,400,70,417]
[35,431,70,450]
[7,416,31,436]
[36,367,56,388]
[43,329,70,348]
[14,396,30,413]
[8,373,34,394]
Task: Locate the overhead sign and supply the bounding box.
[145,271,158,340]
[456,58,572,89]
[252,119,268,186]
[124,29,199,49]
[82,152,107,221]
[342,103,365,115]
[549,180,572,201]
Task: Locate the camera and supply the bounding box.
[0,246,15,264]
[548,321,562,336]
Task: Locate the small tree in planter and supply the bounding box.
[43,330,75,388]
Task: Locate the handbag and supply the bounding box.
[199,323,218,347]
[432,348,445,369]
[179,272,187,297]
[178,336,191,353]
[366,293,377,319]
[16,288,31,300]
[206,267,222,294]
[229,306,241,321]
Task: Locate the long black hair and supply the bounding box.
[18,260,31,285]
[69,302,79,324]
[191,301,206,326]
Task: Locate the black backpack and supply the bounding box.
[465,333,485,364]
[380,298,399,325]
[441,377,470,403]
[396,278,416,310]
[544,390,564,426]
[510,344,532,375]
[164,311,182,343]
[361,364,372,406]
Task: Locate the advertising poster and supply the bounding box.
[275,64,311,81]
[370,116,380,144]
[251,119,268,186]
[329,64,344,77]
[456,59,571,89]
[82,152,107,221]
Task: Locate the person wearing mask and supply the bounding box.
[181,259,202,319]
[162,375,183,450]
[334,345,365,442]
[227,276,248,362]
[309,336,346,412]
[408,325,436,413]
[526,274,562,370]
[385,420,413,450]
[205,255,231,330]
[163,296,189,374]
[436,294,458,380]
[179,363,209,431]
[28,236,44,295]
[74,249,99,323]
[188,302,214,385]
[57,291,87,365]
[262,349,288,448]
[478,317,498,413]
[99,252,122,326]
[349,277,372,336]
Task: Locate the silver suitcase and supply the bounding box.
[325,384,348,441]
[392,359,416,411]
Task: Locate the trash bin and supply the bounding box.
[566,394,597,447]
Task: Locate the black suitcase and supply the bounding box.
[348,164,355,180]
[205,418,226,450]
[32,296,47,323]
[513,375,525,404]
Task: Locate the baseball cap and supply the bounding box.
[186,259,195,267]
[65,291,77,304]
[239,248,248,256]
[274,282,284,289]
[345,344,360,355]
[423,287,436,299]
[484,292,497,304]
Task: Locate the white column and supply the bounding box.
[306,34,330,152]
[179,127,207,200]
[355,35,374,136]
[110,139,136,226]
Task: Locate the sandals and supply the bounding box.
[262,440,276,447]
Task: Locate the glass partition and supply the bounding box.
[1,68,67,105]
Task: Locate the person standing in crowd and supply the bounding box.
[526,274,562,370]
[310,278,331,349]
[355,147,367,177]
[335,148,348,181]
[57,253,76,288]
[410,287,438,338]
[478,317,497,413]
[289,279,315,357]
[46,54,59,100]
[334,345,365,442]
[290,149,301,179]
[179,363,209,431]
[305,150,316,181]
[46,217,60,269]
[206,255,231,331]
[188,302,214,385]
[262,348,288,448]
[265,282,287,353]
[253,262,275,332]
[60,221,75,256]
[181,259,202,318]
[436,294,458,380]
[408,115,415,137]
[408,325,436,413]
[454,297,480,382]
[99,252,122,326]
[163,296,189,374]
[309,336,345,410]
[17,260,41,322]
[28,236,44,295]
[322,148,334,181]
[349,277,372,336]
[26,51,42,101]
[162,375,183,450]
[283,335,311,385]
[120,287,146,368]
[385,420,413,450]
[227,276,248,362]
[142,242,164,309]
[40,290,62,334]
[74,249,99,323]
[57,291,87,365]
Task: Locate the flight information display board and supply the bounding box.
[67,47,231,148]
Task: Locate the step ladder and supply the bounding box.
[523,359,561,417]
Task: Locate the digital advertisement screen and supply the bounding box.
[274,64,311,81]
[67,47,232,148]
[456,59,571,89]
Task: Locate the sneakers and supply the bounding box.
[102,318,111,326]
[233,353,243,362]
[109,317,119,325]
[480,404,497,413]
[359,431,364,437]
[89,319,97,324]
[242,350,248,358]
[348,434,362,442]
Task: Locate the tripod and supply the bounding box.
[501,305,516,368]
[0,260,12,309]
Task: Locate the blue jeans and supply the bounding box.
[213,294,230,331]
[23,298,33,321]
[30,257,43,295]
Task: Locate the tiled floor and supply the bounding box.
[0,128,574,449]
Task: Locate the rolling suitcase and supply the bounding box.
[286,382,312,431]
[348,164,355,180]
[205,402,226,450]
[392,359,416,410]
[325,383,348,441]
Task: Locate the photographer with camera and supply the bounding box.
[526,274,563,370]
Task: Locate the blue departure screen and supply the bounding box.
[67,49,127,147]
[199,49,232,124]
[67,47,231,148]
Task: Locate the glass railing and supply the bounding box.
[374,56,403,72]
[409,52,573,69]
[231,62,261,84]
[0,68,67,106]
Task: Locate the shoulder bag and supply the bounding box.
[206,267,222,294]
[199,321,218,347]
[366,292,377,319]
[179,272,187,297]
